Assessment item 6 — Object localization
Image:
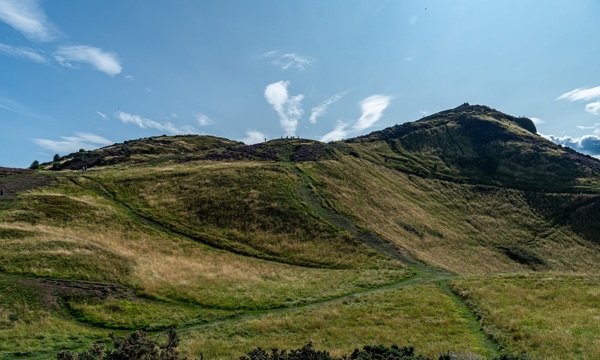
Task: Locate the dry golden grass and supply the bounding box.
[0,196,408,310]
[451,274,600,359]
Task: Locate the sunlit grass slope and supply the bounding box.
[180,283,492,359]
[0,164,409,358]
[91,161,397,269]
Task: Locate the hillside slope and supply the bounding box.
[343,103,600,192]
[1,104,600,358]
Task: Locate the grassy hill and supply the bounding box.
[1,105,600,359]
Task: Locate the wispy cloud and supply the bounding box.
[0,42,46,63]
[262,51,313,70]
[530,117,545,125]
[310,90,348,124]
[196,113,214,126]
[242,130,266,144]
[558,86,600,116]
[577,123,600,131]
[54,45,122,76]
[33,132,112,154]
[96,111,107,120]
[557,86,600,102]
[115,111,197,135]
[585,102,600,116]
[264,80,304,136]
[319,94,393,142]
[0,0,58,42]
[320,121,349,143]
[353,95,393,132]
[544,134,600,155]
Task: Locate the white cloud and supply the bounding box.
[585,101,600,115]
[544,134,600,155]
[115,111,197,135]
[125,74,134,80]
[96,111,107,120]
[262,51,313,70]
[557,86,600,102]
[54,45,122,76]
[264,80,304,136]
[0,0,58,42]
[353,94,393,132]
[309,90,348,124]
[577,123,600,132]
[319,94,393,142]
[530,117,545,124]
[320,121,349,143]
[242,130,266,145]
[0,42,46,63]
[196,113,214,126]
[33,132,112,154]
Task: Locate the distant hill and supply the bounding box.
[343,103,600,192]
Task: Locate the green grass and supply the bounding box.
[180,283,492,359]
[65,297,240,331]
[451,274,600,359]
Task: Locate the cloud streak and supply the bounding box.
[353,95,393,132]
[54,45,122,76]
[557,86,600,102]
[310,91,348,124]
[0,0,58,42]
[196,113,214,126]
[558,86,600,116]
[0,43,46,63]
[320,94,393,142]
[264,81,304,136]
[262,51,313,70]
[33,132,112,154]
[115,111,197,135]
[320,121,349,143]
[585,102,600,116]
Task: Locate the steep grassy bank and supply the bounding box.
[301,157,600,275]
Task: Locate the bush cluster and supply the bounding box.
[57,330,530,360]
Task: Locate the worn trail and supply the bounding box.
[70,172,497,356]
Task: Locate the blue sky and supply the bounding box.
[1,0,600,168]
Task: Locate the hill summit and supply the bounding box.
[347,103,600,192]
